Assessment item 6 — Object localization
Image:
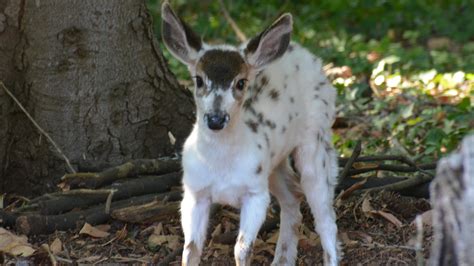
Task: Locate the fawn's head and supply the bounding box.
[161,2,292,131]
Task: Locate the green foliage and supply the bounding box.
[147,0,473,161]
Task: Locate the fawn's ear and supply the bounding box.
[161,2,202,65]
[244,13,292,70]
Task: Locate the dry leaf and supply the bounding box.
[0,227,35,257]
[148,235,180,250]
[211,224,222,238]
[361,197,374,216]
[367,51,381,63]
[116,225,128,241]
[266,231,279,244]
[79,223,110,238]
[94,224,111,232]
[221,209,240,220]
[50,238,62,255]
[77,255,102,263]
[347,231,373,244]
[339,232,357,246]
[375,210,403,228]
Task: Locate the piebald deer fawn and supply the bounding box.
[161,2,340,265]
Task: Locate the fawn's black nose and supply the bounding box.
[204,112,229,130]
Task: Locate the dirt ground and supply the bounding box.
[2,191,432,265]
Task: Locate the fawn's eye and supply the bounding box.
[194,76,204,88]
[236,79,247,91]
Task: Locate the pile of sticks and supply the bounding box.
[0,143,437,235]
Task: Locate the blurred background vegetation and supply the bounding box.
[147,0,473,162]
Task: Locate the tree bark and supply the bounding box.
[429,135,474,266]
[0,0,194,196]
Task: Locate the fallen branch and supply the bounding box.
[0,81,75,174]
[338,140,362,181]
[16,191,182,235]
[27,172,182,215]
[357,174,432,195]
[337,176,430,198]
[61,158,181,189]
[111,201,180,223]
[347,163,436,176]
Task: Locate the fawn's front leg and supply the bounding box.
[181,189,211,266]
[234,192,270,266]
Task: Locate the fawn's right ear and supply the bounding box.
[161,2,202,65]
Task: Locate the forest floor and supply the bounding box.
[2,190,432,265]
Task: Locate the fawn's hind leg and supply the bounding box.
[294,130,340,266]
[269,161,303,266]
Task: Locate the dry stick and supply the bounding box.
[358,174,432,194]
[218,0,247,42]
[0,81,76,174]
[338,140,362,181]
[339,155,437,177]
[347,163,436,176]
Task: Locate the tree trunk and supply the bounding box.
[0,0,194,196]
[429,135,474,266]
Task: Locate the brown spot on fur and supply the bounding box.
[243,98,252,109]
[269,89,279,100]
[322,99,328,105]
[265,119,276,129]
[314,94,320,99]
[281,126,286,134]
[314,85,321,91]
[256,164,262,174]
[295,64,299,71]
[271,151,275,158]
[257,144,262,149]
[319,81,326,86]
[260,76,269,87]
[288,114,293,122]
[257,112,264,123]
[199,50,246,88]
[245,120,259,133]
[264,133,270,147]
[281,243,288,252]
[213,94,222,111]
[290,97,294,103]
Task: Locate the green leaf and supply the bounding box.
[407,117,423,126]
[457,97,471,111]
[426,128,446,146]
[401,103,415,119]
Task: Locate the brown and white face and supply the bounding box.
[161,2,292,131]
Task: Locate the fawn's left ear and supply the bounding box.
[161,2,202,65]
[244,13,293,70]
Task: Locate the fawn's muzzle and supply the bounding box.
[204,112,229,130]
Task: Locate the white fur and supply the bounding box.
[179,43,340,265]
